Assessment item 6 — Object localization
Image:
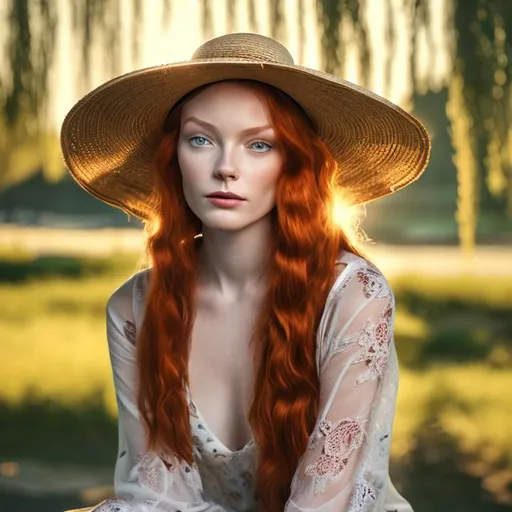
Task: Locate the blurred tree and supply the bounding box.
[446,0,512,252]
[0,0,172,189]
[316,0,370,85]
[269,0,286,41]
[0,0,58,186]
[316,0,512,252]
[1,0,511,250]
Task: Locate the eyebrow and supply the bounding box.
[182,116,274,136]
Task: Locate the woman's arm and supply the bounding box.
[92,273,228,512]
[284,265,412,512]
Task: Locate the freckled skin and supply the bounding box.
[177,82,286,453]
[177,82,284,232]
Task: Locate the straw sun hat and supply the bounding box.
[60,32,431,220]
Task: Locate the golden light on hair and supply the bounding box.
[330,189,371,245]
[145,215,161,238]
[331,189,356,230]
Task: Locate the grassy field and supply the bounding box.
[1,250,511,511]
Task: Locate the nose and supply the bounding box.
[214,146,239,182]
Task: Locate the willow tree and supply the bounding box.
[446,0,512,252]
[0,0,171,187]
[1,0,511,251]
[0,0,57,186]
[315,0,512,252]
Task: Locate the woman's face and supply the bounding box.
[177,81,284,231]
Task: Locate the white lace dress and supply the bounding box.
[91,251,414,512]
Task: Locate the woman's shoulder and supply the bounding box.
[107,266,152,317]
[330,249,393,303]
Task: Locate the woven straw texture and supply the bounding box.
[60,33,431,220]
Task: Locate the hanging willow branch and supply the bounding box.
[448,0,512,252]
[4,0,57,128]
[269,0,286,41]
[1,0,511,235]
[226,0,237,33]
[316,0,344,74]
[201,0,214,39]
[447,72,479,254]
[297,0,305,65]
[315,0,371,84]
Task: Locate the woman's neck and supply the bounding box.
[197,214,273,301]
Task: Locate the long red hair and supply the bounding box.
[137,80,364,511]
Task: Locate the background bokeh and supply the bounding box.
[0,1,511,511]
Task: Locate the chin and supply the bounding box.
[199,211,272,232]
[194,208,275,233]
[201,219,251,231]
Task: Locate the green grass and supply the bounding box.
[1,277,126,414]
[0,250,142,403]
[393,272,512,311]
[395,366,512,486]
[1,250,511,510]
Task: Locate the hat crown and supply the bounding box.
[192,33,295,65]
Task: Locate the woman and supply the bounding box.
[61,33,430,512]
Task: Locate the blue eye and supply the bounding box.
[190,136,211,147]
[250,141,272,152]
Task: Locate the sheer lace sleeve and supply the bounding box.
[285,261,413,512]
[91,272,229,512]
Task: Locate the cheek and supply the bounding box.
[177,146,195,181]
[178,146,207,194]
[177,147,201,207]
[257,154,284,193]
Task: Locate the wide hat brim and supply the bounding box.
[61,43,431,221]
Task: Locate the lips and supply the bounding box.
[206,191,245,200]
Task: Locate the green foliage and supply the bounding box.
[395,367,512,510]
[0,251,511,509]
[423,326,492,361]
[391,272,512,368]
[1,0,512,243]
[316,0,370,83]
[0,251,139,283]
[0,393,117,466]
[3,0,57,127]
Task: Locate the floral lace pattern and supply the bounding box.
[104,254,411,511]
[305,417,367,494]
[356,268,390,300]
[92,497,162,512]
[132,453,169,495]
[128,451,202,497]
[188,394,258,509]
[349,302,393,386]
[123,320,137,346]
[330,299,393,386]
[91,497,132,511]
[349,477,378,512]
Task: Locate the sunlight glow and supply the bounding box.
[331,191,356,229]
[330,190,371,245]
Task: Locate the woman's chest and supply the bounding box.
[188,299,260,452]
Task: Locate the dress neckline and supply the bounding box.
[186,250,361,457]
[188,392,255,456]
